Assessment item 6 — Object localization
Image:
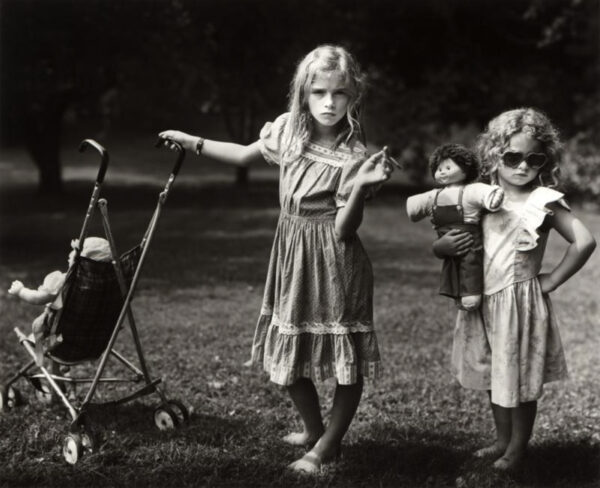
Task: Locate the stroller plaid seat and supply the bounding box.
[45,246,140,363]
[1,139,189,465]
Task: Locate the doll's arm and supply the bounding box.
[467,183,504,212]
[158,130,263,166]
[487,187,504,210]
[406,190,436,222]
[8,281,55,305]
[538,205,596,293]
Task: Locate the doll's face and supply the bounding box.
[496,132,544,190]
[434,158,467,186]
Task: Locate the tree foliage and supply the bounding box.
[1,0,598,197]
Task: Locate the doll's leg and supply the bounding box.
[284,378,325,447]
[461,294,482,311]
[31,313,47,366]
[32,313,45,342]
[459,244,483,311]
[474,392,511,459]
[494,400,537,472]
[289,376,363,473]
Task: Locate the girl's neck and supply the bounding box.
[312,136,338,147]
[500,182,535,202]
[311,122,339,146]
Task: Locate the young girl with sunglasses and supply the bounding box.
[434,108,595,472]
[159,45,397,474]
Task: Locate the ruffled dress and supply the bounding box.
[250,113,381,386]
[451,187,569,407]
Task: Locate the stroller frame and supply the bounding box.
[1,139,188,464]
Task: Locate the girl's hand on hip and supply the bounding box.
[158,130,198,152]
[538,273,557,294]
[432,229,473,258]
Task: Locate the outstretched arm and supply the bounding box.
[538,205,596,293]
[8,281,55,305]
[159,130,263,166]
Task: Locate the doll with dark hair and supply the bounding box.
[406,143,504,310]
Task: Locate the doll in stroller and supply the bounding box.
[9,237,112,372]
[1,139,189,464]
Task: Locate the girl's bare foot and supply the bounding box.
[473,442,507,460]
[493,451,524,473]
[288,451,323,475]
[287,447,340,475]
[282,430,322,448]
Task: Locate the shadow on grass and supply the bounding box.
[521,442,600,486]
[455,441,600,488]
[0,179,420,216]
[339,437,468,486]
[0,179,427,289]
[1,400,598,488]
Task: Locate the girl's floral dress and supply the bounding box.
[251,113,381,386]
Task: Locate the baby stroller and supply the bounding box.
[1,139,189,464]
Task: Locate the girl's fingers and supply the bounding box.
[457,240,473,250]
[456,235,473,244]
[371,151,385,164]
[378,145,402,170]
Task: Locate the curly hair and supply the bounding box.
[429,143,479,184]
[282,45,366,162]
[475,108,563,188]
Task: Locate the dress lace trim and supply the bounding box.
[299,143,353,168]
[261,311,374,335]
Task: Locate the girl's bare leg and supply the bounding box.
[474,392,511,459]
[494,400,537,471]
[289,375,363,473]
[284,378,325,447]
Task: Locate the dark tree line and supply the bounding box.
[1,0,597,194]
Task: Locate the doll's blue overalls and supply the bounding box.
[431,187,483,299]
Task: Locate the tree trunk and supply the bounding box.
[235,166,248,186]
[35,151,63,195]
[25,99,67,195]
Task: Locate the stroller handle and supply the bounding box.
[155,138,185,177]
[79,139,109,184]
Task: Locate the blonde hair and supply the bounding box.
[282,45,366,161]
[476,108,563,188]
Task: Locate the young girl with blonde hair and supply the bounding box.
[435,108,596,472]
[159,44,397,473]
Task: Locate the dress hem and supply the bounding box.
[249,351,382,386]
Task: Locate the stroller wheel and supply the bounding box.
[80,428,98,454]
[167,399,190,424]
[154,405,179,430]
[63,433,83,465]
[0,386,22,411]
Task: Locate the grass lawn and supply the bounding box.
[0,142,599,487]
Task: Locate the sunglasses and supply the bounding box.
[501,151,547,170]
